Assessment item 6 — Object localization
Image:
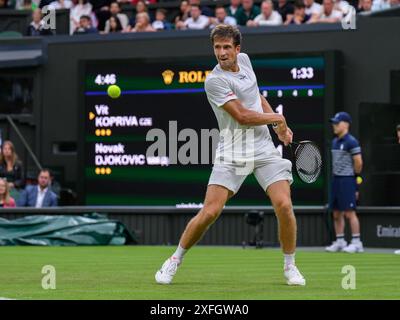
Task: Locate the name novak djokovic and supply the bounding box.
[150,304,249,317]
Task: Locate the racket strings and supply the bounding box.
[295,143,322,183]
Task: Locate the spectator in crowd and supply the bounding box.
[316,0,343,23]
[17,169,58,207]
[70,0,97,35]
[276,0,294,23]
[234,0,261,26]
[48,0,73,10]
[247,0,282,26]
[26,8,54,36]
[176,5,210,30]
[130,12,155,32]
[0,178,16,208]
[325,112,364,253]
[152,9,173,31]
[357,0,373,12]
[189,0,213,17]
[227,0,241,16]
[104,14,123,32]
[73,14,98,34]
[304,0,323,16]
[0,141,24,192]
[90,0,113,31]
[209,5,237,28]
[104,2,129,32]
[210,5,236,29]
[174,0,191,25]
[126,0,149,31]
[135,0,148,14]
[285,1,315,24]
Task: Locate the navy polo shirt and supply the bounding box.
[331,133,361,176]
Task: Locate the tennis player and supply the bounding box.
[155,24,305,286]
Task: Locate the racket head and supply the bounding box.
[291,140,322,184]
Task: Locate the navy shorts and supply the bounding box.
[329,176,357,211]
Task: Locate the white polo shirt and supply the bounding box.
[305,2,323,15]
[205,53,272,162]
[320,9,343,20]
[185,15,210,30]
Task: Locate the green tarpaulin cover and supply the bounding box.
[0,214,137,246]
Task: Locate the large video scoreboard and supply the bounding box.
[80,53,335,206]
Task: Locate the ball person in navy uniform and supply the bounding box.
[326,112,364,253]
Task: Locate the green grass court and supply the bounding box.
[0,246,399,300]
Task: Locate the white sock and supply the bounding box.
[172,244,187,261]
[284,253,295,268]
[352,234,361,243]
[336,233,345,242]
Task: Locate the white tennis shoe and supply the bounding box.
[284,264,306,286]
[342,240,364,253]
[155,257,181,284]
[394,250,400,255]
[325,240,347,252]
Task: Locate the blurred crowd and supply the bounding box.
[0,140,58,208]
[0,0,399,36]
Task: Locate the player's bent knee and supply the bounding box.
[274,198,293,215]
[199,206,221,224]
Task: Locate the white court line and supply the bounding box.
[0,297,16,300]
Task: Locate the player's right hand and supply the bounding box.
[278,128,293,146]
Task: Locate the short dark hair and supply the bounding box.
[294,0,306,9]
[39,168,53,177]
[156,8,167,15]
[396,124,400,131]
[80,15,91,21]
[215,4,226,10]
[210,24,242,47]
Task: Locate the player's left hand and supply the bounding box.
[277,127,293,146]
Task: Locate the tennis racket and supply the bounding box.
[288,140,322,184]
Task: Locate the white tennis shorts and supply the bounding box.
[208,144,293,194]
